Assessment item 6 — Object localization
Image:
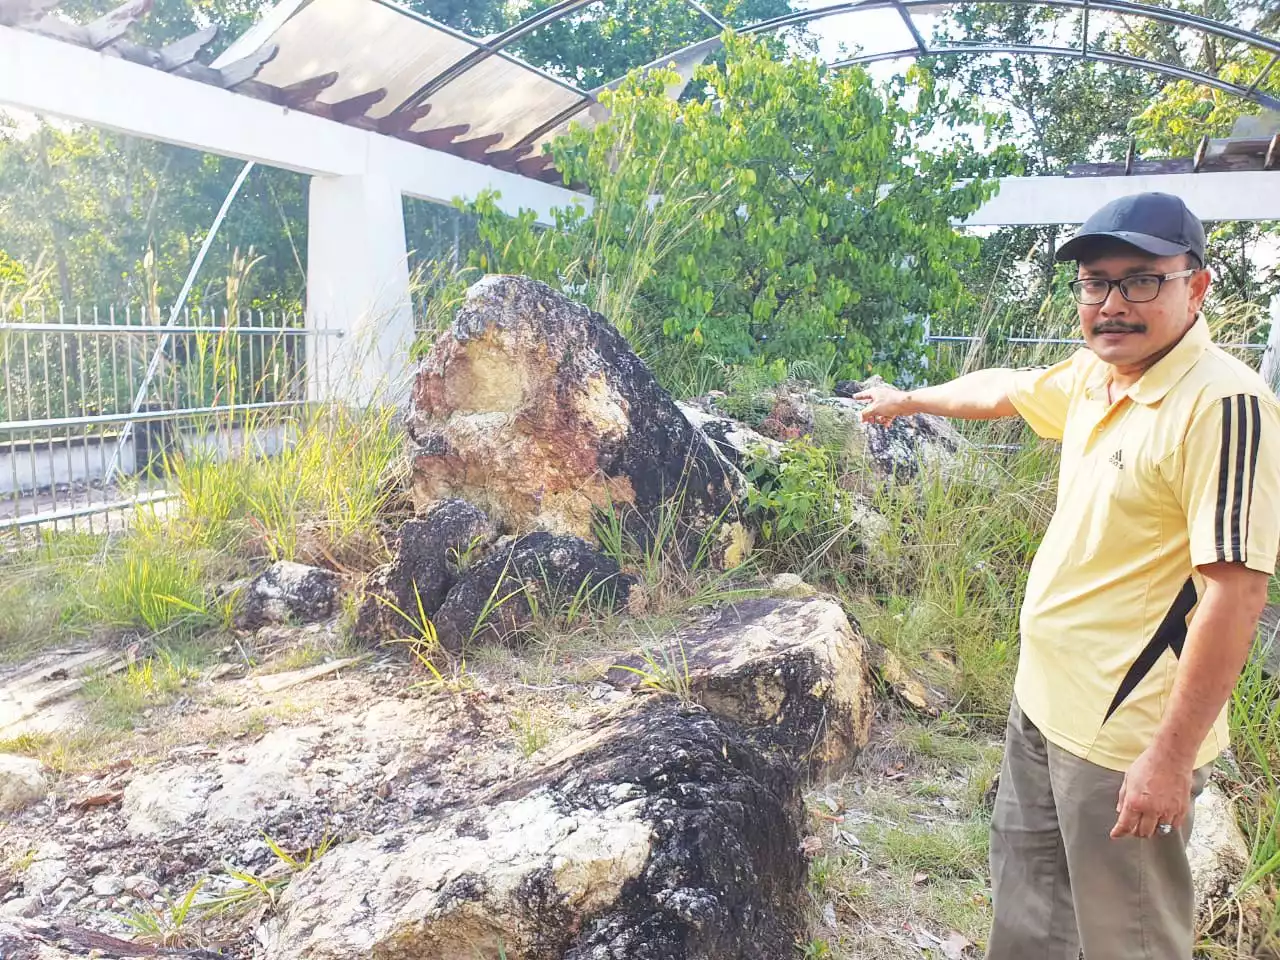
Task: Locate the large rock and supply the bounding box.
[408,276,748,565]
[677,401,780,471]
[1253,604,1280,676]
[237,561,340,630]
[608,597,873,774]
[0,755,46,814]
[433,532,632,652]
[354,499,499,644]
[265,702,806,960]
[828,377,963,480]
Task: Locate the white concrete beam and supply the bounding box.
[969,172,1280,226]
[0,23,586,222]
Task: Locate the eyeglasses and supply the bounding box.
[1068,269,1197,305]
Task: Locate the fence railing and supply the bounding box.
[924,332,1270,380]
[0,305,342,540]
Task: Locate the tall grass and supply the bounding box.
[165,403,404,568]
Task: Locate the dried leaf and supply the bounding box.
[913,871,930,885]
[73,790,123,810]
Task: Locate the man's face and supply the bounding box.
[1076,246,1211,370]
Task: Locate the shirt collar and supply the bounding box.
[1085,314,1211,406]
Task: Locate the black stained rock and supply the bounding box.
[236,561,339,631]
[432,531,632,652]
[353,498,497,644]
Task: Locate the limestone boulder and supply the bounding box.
[829,376,964,480]
[408,276,748,566]
[0,755,46,814]
[237,561,340,630]
[1188,782,1251,915]
[265,702,806,960]
[354,499,499,644]
[609,597,873,775]
[432,532,632,652]
[677,401,780,471]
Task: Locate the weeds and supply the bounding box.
[124,878,206,948]
[178,831,337,924]
[510,707,553,758]
[82,648,202,731]
[612,637,693,702]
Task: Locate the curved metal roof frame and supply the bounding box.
[425,0,1280,123]
[837,45,1280,110]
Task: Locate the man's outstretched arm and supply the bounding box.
[855,368,1021,424]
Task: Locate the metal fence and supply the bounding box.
[924,333,1270,379]
[0,305,343,541]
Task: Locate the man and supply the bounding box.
[856,192,1280,959]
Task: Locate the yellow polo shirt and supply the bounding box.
[1008,316,1280,772]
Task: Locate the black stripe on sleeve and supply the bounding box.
[1103,578,1198,724]
[1231,394,1250,562]
[1246,395,1262,560]
[1216,397,1233,562]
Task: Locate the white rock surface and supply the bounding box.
[124,726,326,837]
[19,844,69,899]
[1188,782,1250,908]
[90,875,124,898]
[0,755,46,814]
[266,790,652,960]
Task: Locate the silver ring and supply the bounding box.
[1157,823,1173,836]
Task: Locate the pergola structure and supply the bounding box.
[0,0,1278,399]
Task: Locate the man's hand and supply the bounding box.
[1110,745,1194,839]
[854,385,916,425]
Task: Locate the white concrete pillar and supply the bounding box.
[1264,296,1280,394]
[306,172,414,406]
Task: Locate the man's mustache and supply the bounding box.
[1093,322,1146,335]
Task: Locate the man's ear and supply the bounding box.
[1189,267,1212,312]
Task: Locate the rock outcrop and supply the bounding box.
[408,276,749,566]
[1188,782,1251,912]
[684,377,963,482]
[829,376,963,480]
[608,597,872,775]
[265,702,806,960]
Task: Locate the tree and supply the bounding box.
[1124,1,1280,304]
[924,6,1170,330]
[464,36,1016,385]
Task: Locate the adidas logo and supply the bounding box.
[1109,450,1124,470]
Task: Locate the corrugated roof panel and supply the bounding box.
[251,0,473,118]
[419,56,586,144]
[241,0,591,151]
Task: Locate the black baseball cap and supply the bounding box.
[1055,192,1206,265]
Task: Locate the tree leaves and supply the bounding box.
[465,36,1009,383]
